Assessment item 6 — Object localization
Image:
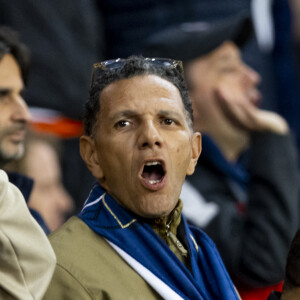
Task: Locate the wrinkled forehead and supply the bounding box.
[111,74,178,90]
[101,75,183,109]
[95,75,193,133]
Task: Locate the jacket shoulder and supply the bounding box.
[45,216,161,300]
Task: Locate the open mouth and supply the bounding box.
[141,161,165,185]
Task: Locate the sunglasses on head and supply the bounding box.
[93,57,183,71]
[91,57,184,85]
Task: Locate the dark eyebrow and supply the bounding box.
[158,110,183,119]
[0,88,11,97]
[111,110,138,121]
[110,109,185,123]
[0,87,25,96]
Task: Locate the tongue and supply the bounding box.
[142,169,162,181]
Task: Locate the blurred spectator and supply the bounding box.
[0,25,56,299]
[143,13,300,300]
[0,0,104,212]
[0,25,51,233]
[5,130,74,232]
[268,229,300,300]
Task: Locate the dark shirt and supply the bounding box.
[7,172,50,235]
[268,291,281,300]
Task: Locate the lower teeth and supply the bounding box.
[149,179,161,185]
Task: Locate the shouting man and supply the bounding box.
[44,56,240,299]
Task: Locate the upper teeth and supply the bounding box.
[145,161,161,166]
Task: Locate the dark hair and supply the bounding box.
[0,26,30,84]
[283,229,300,293]
[83,55,193,137]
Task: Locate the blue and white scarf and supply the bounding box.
[78,183,239,300]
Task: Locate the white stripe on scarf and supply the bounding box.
[106,239,184,300]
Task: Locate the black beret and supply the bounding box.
[142,13,253,62]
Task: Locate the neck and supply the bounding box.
[199,124,249,162]
[194,117,250,162]
[143,200,182,236]
[213,133,249,161]
[146,200,188,264]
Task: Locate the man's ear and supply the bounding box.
[187,132,201,175]
[80,135,104,180]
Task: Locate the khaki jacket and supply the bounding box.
[0,170,56,300]
[43,216,162,300]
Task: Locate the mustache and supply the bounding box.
[1,122,28,136]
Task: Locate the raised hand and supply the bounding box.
[214,86,289,135]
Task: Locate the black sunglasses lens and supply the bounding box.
[145,58,173,67]
[92,58,182,84]
[94,58,180,71]
[102,59,126,70]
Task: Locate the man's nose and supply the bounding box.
[11,96,31,123]
[137,120,163,149]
